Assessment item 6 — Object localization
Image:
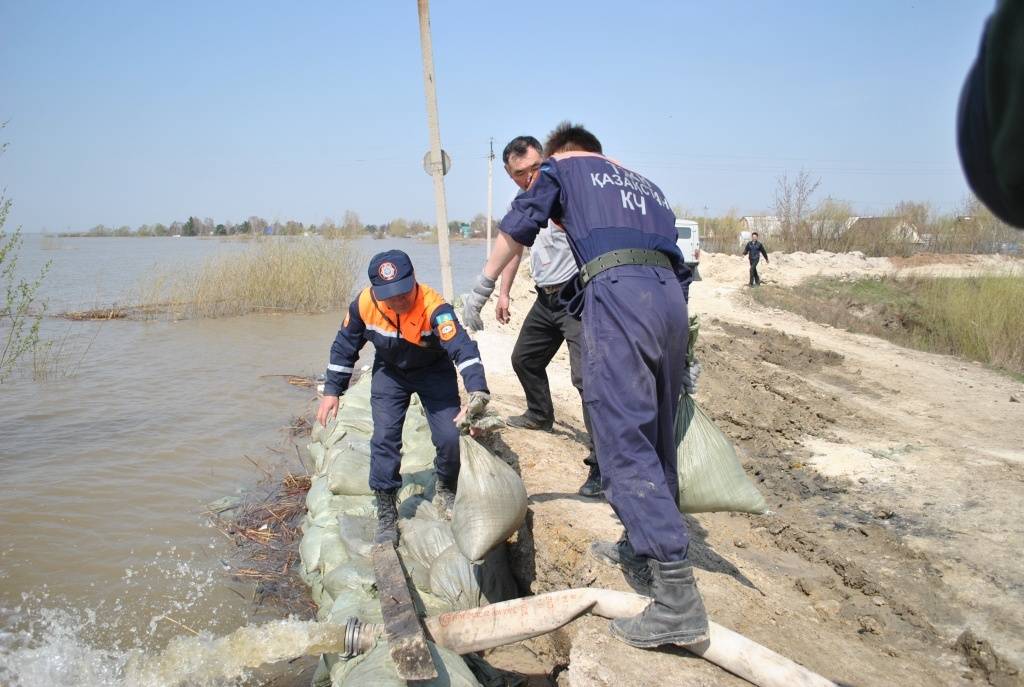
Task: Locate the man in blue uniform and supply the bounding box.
[317,250,489,546]
[462,122,707,648]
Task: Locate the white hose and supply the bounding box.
[352,588,835,687]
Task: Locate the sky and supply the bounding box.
[0,1,996,232]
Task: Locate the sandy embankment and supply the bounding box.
[469,251,1024,687]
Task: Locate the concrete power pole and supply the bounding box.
[416,0,454,301]
[486,138,494,255]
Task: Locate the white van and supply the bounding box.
[675,219,701,280]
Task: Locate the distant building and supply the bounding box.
[740,216,782,239]
[844,217,924,244]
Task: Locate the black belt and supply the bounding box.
[578,249,672,286]
[538,282,567,295]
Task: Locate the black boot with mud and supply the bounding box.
[578,462,603,498]
[434,479,456,521]
[505,413,553,431]
[373,489,399,546]
[609,558,709,648]
[589,533,652,594]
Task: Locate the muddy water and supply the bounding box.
[0,235,486,684]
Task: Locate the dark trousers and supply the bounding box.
[582,265,689,562]
[749,261,761,286]
[511,286,597,464]
[368,359,461,492]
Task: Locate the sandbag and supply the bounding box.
[398,495,439,521]
[452,438,528,561]
[429,545,483,610]
[399,518,456,573]
[327,450,373,495]
[305,479,333,519]
[397,468,435,502]
[332,641,480,687]
[307,442,326,473]
[337,514,377,560]
[323,557,374,599]
[318,530,349,575]
[675,394,768,514]
[300,524,326,575]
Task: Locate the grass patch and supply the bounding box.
[752,274,1024,376]
[66,238,363,320]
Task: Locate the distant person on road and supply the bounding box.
[742,232,769,287]
[316,250,490,546]
[492,134,602,498]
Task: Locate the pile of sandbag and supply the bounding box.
[301,376,526,687]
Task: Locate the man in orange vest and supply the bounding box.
[316,250,490,545]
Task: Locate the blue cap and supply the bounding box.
[368,250,416,299]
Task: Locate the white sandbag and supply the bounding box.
[307,442,326,473]
[452,437,528,561]
[429,545,483,611]
[327,450,373,495]
[398,495,439,521]
[676,395,768,514]
[326,585,378,626]
[305,478,333,519]
[300,524,326,575]
[318,531,349,575]
[337,514,376,560]
[323,557,375,600]
[333,641,480,687]
[397,468,435,502]
[399,518,456,573]
[330,494,376,518]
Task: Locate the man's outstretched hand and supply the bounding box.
[455,390,491,436]
[317,395,339,426]
[495,294,511,324]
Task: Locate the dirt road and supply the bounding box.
[473,252,1024,686]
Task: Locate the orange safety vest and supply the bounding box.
[355,283,447,347]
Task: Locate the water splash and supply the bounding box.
[0,545,329,686]
[125,618,344,686]
[1,607,341,687]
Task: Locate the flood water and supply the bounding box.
[0,235,487,685]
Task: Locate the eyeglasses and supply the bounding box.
[510,162,541,182]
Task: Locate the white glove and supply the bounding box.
[461,273,496,331]
[682,360,701,395]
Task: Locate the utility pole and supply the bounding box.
[486,138,494,255]
[416,0,453,301]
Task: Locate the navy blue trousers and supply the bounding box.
[368,359,461,492]
[581,265,689,562]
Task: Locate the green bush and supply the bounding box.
[1,204,51,382]
[137,237,363,319]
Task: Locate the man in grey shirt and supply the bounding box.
[495,135,601,497]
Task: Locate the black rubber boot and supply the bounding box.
[589,534,652,595]
[506,413,553,431]
[434,479,456,521]
[609,558,709,648]
[373,489,399,546]
[578,463,603,498]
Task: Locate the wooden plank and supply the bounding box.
[372,542,438,681]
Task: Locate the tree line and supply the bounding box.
[58,211,502,240]
[680,173,1020,257]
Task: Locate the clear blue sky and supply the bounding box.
[0,1,994,232]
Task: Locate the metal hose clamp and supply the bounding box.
[341,616,362,659]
